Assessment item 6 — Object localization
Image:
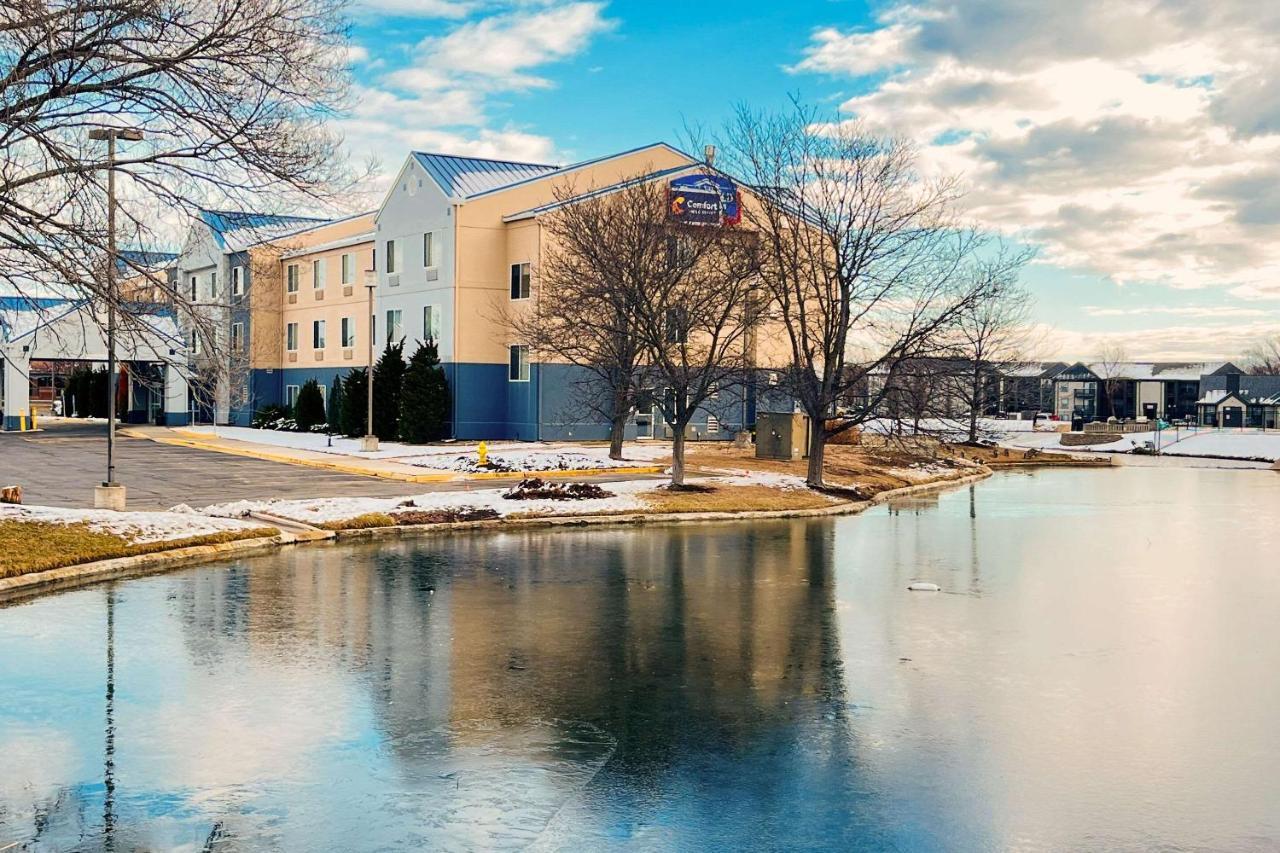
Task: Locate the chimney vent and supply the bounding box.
[704,144,717,166]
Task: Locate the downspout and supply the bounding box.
[451,200,460,439]
[535,216,542,442]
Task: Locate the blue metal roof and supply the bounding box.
[410,152,559,199]
[198,209,330,250]
[503,164,696,220]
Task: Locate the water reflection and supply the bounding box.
[0,521,886,850]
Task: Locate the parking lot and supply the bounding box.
[0,420,421,509]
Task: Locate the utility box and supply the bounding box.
[756,412,809,460]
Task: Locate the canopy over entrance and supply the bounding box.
[0,300,189,430]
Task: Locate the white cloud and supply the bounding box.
[1081,305,1271,319]
[1031,319,1280,361]
[341,2,612,185]
[355,0,474,18]
[794,1,1280,298]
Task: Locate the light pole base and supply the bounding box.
[360,435,380,453]
[94,483,127,511]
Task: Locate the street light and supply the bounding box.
[88,127,144,510]
[361,270,378,452]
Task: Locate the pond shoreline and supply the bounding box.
[0,468,998,605]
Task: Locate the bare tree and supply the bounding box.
[506,175,660,460]
[1095,342,1130,419]
[717,100,1001,488]
[943,258,1035,442]
[1244,337,1280,374]
[632,221,762,486]
[0,0,358,355]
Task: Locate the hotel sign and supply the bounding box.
[668,175,742,226]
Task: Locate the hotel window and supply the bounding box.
[210,270,218,298]
[665,307,688,344]
[509,344,530,382]
[285,384,300,409]
[424,304,441,341]
[286,322,298,352]
[423,232,435,267]
[189,328,200,355]
[385,309,403,343]
[341,253,354,285]
[385,239,396,274]
[286,264,299,293]
[231,322,244,351]
[341,316,355,348]
[313,319,326,349]
[189,275,197,301]
[510,263,531,300]
[312,258,326,289]
[231,265,244,296]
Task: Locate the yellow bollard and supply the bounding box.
[477,440,488,467]
[18,410,26,432]
[30,409,37,431]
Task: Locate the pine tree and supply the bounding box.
[399,339,452,443]
[372,339,406,441]
[327,374,343,431]
[294,378,326,431]
[340,368,368,437]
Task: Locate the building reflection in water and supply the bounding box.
[0,519,898,850]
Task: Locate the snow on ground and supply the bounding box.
[201,470,828,526]
[184,425,669,470]
[203,479,658,524]
[1001,427,1280,461]
[863,417,1062,439]
[0,504,269,544]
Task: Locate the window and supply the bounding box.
[286,322,298,351]
[341,253,354,285]
[231,265,244,296]
[510,262,531,299]
[231,322,244,351]
[424,304,441,341]
[313,319,326,349]
[385,239,396,274]
[286,264,299,293]
[341,316,355,348]
[312,258,326,290]
[189,275,197,301]
[285,385,300,409]
[385,309,403,343]
[189,328,200,355]
[210,270,218,298]
[665,307,688,344]
[423,232,435,267]
[509,344,530,382]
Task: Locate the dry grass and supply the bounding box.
[642,484,837,513]
[0,521,277,579]
[318,512,396,531]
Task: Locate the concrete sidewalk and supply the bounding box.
[124,426,667,485]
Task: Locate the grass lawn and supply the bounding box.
[642,484,838,513]
[0,521,278,579]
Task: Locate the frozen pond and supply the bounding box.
[2,466,1279,850]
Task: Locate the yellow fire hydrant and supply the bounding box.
[477,440,488,467]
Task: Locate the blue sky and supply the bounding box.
[342,0,1280,362]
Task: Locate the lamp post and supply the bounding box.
[361,271,378,452]
[89,127,144,510]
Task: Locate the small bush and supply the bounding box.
[394,507,499,525]
[252,405,291,429]
[502,478,614,501]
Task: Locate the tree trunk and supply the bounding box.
[670,428,686,486]
[968,374,980,443]
[608,412,627,460]
[805,417,826,489]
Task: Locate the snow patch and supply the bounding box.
[1,504,269,544]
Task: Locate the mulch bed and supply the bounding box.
[502,478,615,500]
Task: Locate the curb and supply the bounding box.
[0,534,286,604]
[133,428,665,483]
[0,470,992,604]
